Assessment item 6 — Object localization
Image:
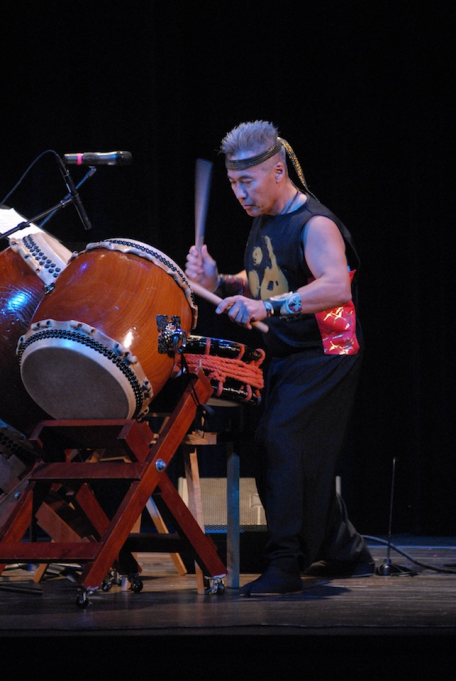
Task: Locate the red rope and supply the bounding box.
[184,346,265,400]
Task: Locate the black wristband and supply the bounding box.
[263,298,283,316]
[269,298,285,315]
[215,274,245,296]
[263,301,274,317]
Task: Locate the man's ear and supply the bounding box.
[274,161,286,183]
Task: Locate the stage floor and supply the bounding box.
[1,536,456,677]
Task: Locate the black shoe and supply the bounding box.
[303,559,375,578]
[240,565,303,596]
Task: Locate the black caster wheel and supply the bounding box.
[129,576,143,593]
[76,591,90,609]
[101,580,112,592]
[215,581,225,595]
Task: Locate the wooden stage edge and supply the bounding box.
[1,537,456,677]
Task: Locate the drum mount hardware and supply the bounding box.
[156,315,187,355]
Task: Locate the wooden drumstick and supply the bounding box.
[193,157,268,333]
[195,158,213,251]
[190,279,269,334]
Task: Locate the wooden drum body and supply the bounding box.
[18,239,197,420]
[0,230,71,435]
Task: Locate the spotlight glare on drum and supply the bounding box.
[6,291,29,312]
[123,330,134,348]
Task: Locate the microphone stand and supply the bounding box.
[0,167,97,242]
[375,457,417,576]
[55,156,93,231]
[40,166,97,228]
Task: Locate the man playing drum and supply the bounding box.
[185,120,374,595]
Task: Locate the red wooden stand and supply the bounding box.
[0,371,227,605]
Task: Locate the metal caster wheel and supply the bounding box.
[205,577,225,595]
[110,570,122,587]
[101,570,121,591]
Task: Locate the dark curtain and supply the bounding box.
[1,2,454,535]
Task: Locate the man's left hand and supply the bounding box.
[216,295,268,329]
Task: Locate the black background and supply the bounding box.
[1,1,455,536]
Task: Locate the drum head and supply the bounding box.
[20,340,138,420]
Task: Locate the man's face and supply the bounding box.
[227,157,280,216]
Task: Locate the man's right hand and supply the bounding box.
[185,244,219,291]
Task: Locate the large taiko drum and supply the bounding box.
[17,238,198,420]
[0,229,72,435]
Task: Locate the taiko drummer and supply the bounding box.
[186,120,374,596]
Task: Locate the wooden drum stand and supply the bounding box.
[0,370,227,607]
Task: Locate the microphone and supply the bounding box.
[55,155,92,230]
[62,151,132,166]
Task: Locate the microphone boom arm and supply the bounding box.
[1,195,79,241]
[0,165,97,242]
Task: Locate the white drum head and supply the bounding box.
[21,343,135,420]
[18,320,153,420]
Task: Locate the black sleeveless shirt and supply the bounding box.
[244,195,362,357]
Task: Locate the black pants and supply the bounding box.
[254,349,371,571]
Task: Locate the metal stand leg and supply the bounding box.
[226,444,240,589]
